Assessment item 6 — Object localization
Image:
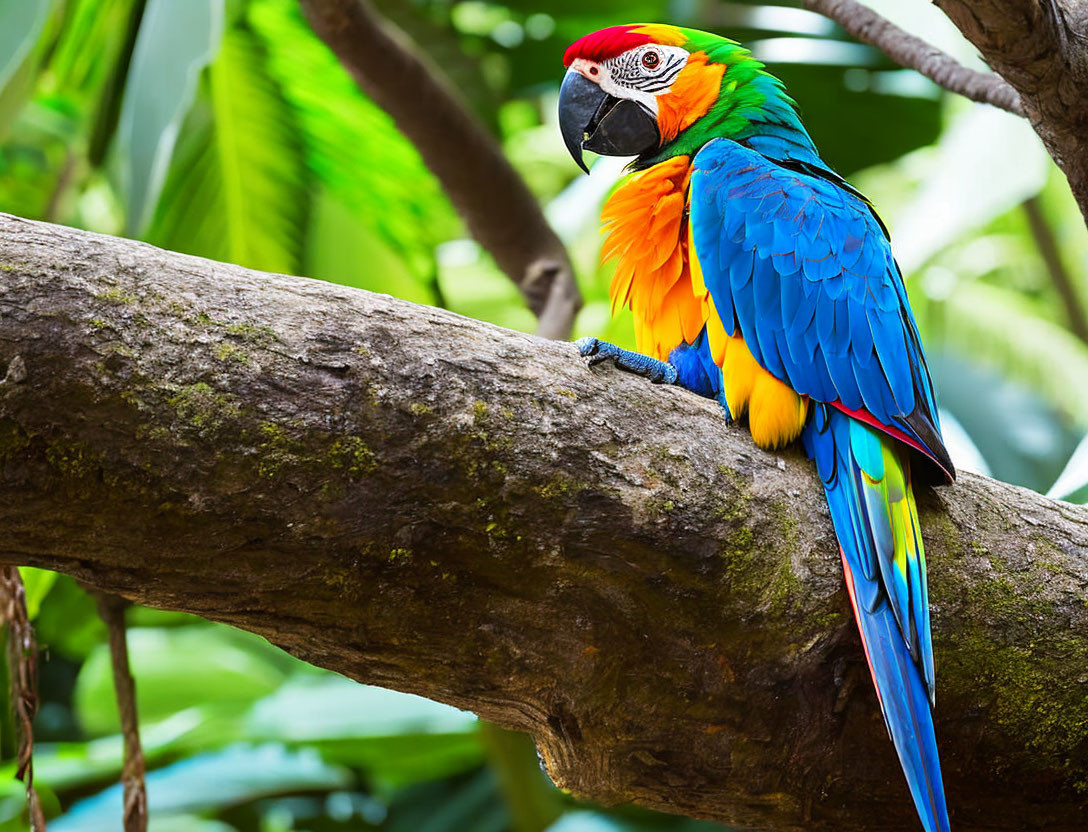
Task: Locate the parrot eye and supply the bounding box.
[641,50,661,70]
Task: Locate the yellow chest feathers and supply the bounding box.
[599,157,808,449]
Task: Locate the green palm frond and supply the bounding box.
[144,23,306,275]
[930,280,1088,427]
[247,0,457,279]
[45,0,140,100]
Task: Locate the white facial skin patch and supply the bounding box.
[568,45,690,116]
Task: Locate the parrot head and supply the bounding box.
[558,24,788,172]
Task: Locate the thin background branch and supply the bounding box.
[802,0,1025,116]
[1023,195,1088,343]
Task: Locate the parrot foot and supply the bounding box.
[576,337,678,385]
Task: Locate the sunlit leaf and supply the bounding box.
[74,625,292,735]
[45,0,138,97]
[0,0,50,95]
[246,676,477,740]
[146,817,238,832]
[16,566,57,619]
[144,23,307,274]
[1047,431,1088,502]
[938,281,1088,428]
[0,0,52,139]
[931,352,1081,492]
[244,676,482,784]
[115,0,224,234]
[51,744,352,832]
[304,188,438,305]
[8,709,206,792]
[937,408,991,477]
[890,104,1049,274]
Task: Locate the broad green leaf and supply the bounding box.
[244,676,482,784]
[147,818,238,832]
[46,0,140,97]
[940,281,1088,428]
[16,566,57,619]
[0,0,51,139]
[0,776,59,831]
[0,0,50,95]
[74,625,291,735]
[1047,431,1088,502]
[51,744,352,832]
[480,722,562,832]
[890,104,1049,274]
[931,352,1081,492]
[7,709,206,792]
[936,408,991,477]
[245,676,477,740]
[304,188,437,305]
[144,24,307,274]
[116,0,223,234]
[32,575,106,659]
[384,768,507,832]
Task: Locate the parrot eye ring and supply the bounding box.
[641,50,661,70]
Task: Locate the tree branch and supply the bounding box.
[1022,195,1088,343]
[298,0,581,340]
[802,0,1025,116]
[0,213,1087,830]
[927,0,1088,221]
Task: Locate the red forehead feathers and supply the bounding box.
[563,26,655,67]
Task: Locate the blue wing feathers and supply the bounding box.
[690,138,951,477]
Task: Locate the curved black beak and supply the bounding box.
[558,70,660,174]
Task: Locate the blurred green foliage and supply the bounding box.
[1,0,1087,829]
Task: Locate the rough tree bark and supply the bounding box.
[1,214,1087,830]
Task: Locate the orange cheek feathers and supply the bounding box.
[655,52,725,143]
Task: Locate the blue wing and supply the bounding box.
[689,138,952,482]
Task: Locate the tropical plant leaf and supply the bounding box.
[51,744,352,832]
[16,566,57,619]
[46,0,140,97]
[935,280,1088,427]
[74,625,292,735]
[0,0,52,139]
[113,0,223,233]
[890,104,1049,274]
[1047,431,1088,502]
[247,0,456,280]
[0,0,50,95]
[144,23,307,274]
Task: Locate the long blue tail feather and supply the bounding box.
[804,405,950,832]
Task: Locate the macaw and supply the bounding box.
[557,24,955,832]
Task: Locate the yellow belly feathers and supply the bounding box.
[601,155,808,449]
